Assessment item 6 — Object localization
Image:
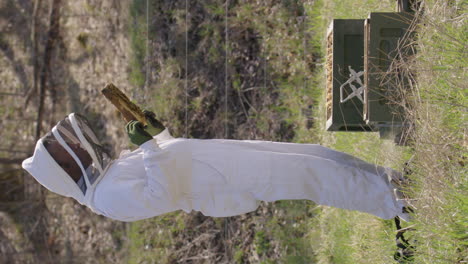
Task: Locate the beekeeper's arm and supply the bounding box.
[125,120,154,146]
[142,110,165,136]
[100,120,180,221]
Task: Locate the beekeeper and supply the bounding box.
[22,112,409,222]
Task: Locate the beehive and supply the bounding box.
[325,19,375,131]
[364,12,414,125]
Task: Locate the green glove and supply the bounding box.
[143,110,165,136]
[125,120,153,146]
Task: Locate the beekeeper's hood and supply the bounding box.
[22,113,111,214]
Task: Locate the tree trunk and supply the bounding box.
[35,0,62,141]
[24,0,42,107]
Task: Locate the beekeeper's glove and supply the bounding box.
[125,120,153,146]
[143,110,165,136]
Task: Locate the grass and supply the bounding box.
[306,0,467,263]
[314,208,397,264]
[128,0,147,88]
[402,1,467,262]
[127,212,186,264]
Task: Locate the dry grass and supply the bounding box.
[402,1,467,262]
[309,0,466,263]
[315,207,396,264]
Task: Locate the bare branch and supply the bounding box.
[0,157,27,165]
[35,0,62,140]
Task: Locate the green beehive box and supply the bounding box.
[325,19,375,132]
[364,12,414,125]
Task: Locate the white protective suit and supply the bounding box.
[22,113,407,222]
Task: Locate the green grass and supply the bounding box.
[128,0,147,88]
[314,208,397,264]
[263,200,318,263]
[127,212,186,264]
[403,1,467,262]
[305,0,467,263]
[148,58,185,133]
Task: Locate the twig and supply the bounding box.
[35,0,62,140]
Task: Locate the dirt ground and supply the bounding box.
[1,0,135,263]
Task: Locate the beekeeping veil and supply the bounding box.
[22,113,111,213]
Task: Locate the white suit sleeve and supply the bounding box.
[92,139,183,222]
[140,139,175,201]
[153,128,174,143]
[93,179,178,222]
[139,139,193,214]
